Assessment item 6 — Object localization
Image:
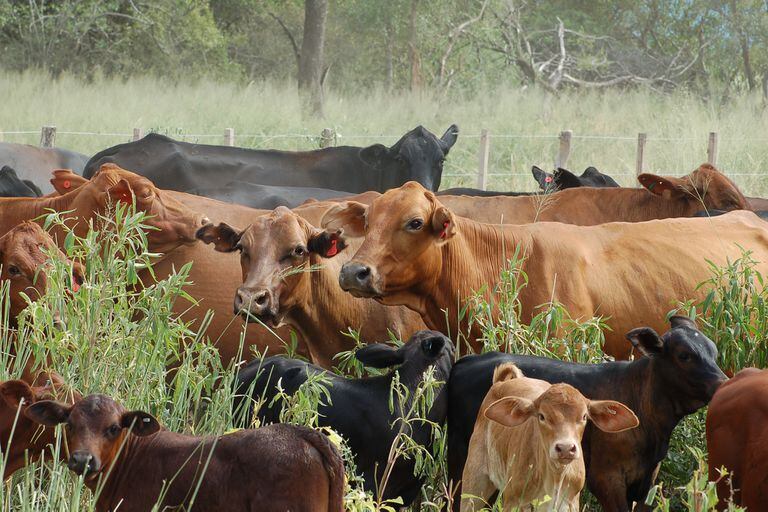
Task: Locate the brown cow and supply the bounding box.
[0,222,84,324]
[323,181,768,359]
[26,394,344,512]
[0,372,77,478]
[196,207,427,367]
[461,363,637,511]
[440,164,748,225]
[706,367,768,510]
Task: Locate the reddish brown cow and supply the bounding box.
[0,222,84,324]
[0,372,77,478]
[26,394,344,512]
[323,181,768,359]
[440,164,748,225]
[706,367,768,510]
[196,207,427,367]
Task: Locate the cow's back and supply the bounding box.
[707,368,768,509]
[0,142,88,194]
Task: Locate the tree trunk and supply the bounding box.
[385,21,394,92]
[408,0,422,91]
[739,34,756,90]
[298,0,328,117]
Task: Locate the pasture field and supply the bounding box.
[2,71,768,194]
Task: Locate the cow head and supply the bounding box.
[324,182,456,311]
[532,166,620,192]
[0,222,84,322]
[195,206,346,327]
[638,164,748,212]
[65,165,211,253]
[0,372,74,478]
[25,394,159,481]
[626,315,727,414]
[484,382,638,466]
[359,125,458,192]
[355,330,454,380]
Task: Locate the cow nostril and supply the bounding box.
[255,292,268,306]
[356,267,371,282]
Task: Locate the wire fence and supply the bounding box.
[3,125,768,192]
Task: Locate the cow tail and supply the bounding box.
[301,427,345,512]
[493,362,523,383]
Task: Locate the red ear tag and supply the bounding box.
[544,176,553,183]
[440,221,449,239]
[326,237,338,257]
[63,180,71,189]
[72,281,80,293]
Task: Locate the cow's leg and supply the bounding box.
[460,469,495,512]
[587,480,631,512]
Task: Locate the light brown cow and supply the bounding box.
[440,164,748,225]
[461,363,637,511]
[196,207,426,367]
[0,222,84,324]
[323,181,768,358]
[0,372,77,478]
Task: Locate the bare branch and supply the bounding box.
[268,12,301,64]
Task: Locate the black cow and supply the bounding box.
[447,316,726,512]
[83,126,459,194]
[0,142,88,195]
[185,181,353,209]
[236,330,455,506]
[532,165,621,190]
[0,166,42,197]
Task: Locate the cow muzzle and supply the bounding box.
[68,451,99,477]
[235,288,280,326]
[552,441,579,464]
[339,262,381,298]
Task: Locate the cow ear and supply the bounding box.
[24,400,72,426]
[355,343,405,369]
[554,168,581,189]
[0,380,36,408]
[588,400,639,433]
[431,204,457,243]
[121,410,160,437]
[51,170,87,195]
[420,334,447,358]
[638,174,688,198]
[484,396,535,428]
[359,144,390,168]
[307,229,347,259]
[669,315,697,331]
[439,124,459,154]
[531,166,553,190]
[626,327,665,356]
[321,201,367,238]
[196,223,243,253]
[107,179,135,205]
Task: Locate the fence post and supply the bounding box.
[224,128,235,147]
[635,132,647,185]
[319,128,335,148]
[40,126,56,148]
[707,131,718,166]
[132,128,144,141]
[476,128,490,190]
[555,130,572,169]
[0,130,3,142]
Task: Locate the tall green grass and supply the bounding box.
[2,70,768,194]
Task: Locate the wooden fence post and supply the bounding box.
[707,132,718,166]
[320,128,335,148]
[132,128,144,141]
[635,132,647,185]
[0,130,4,142]
[40,126,56,148]
[224,128,235,147]
[477,128,490,190]
[555,130,572,169]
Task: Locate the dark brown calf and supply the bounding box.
[0,372,75,478]
[26,394,344,512]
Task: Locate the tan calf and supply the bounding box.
[461,364,638,511]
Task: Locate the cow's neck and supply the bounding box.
[577,188,695,223]
[91,431,212,512]
[0,194,76,236]
[289,259,358,367]
[425,218,530,346]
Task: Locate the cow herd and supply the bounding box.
[0,126,767,511]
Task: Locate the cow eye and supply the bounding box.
[106,424,121,437]
[406,219,424,231]
[293,246,306,257]
[679,352,691,362]
[538,413,545,422]
[582,414,587,422]
[7,265,21,277]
